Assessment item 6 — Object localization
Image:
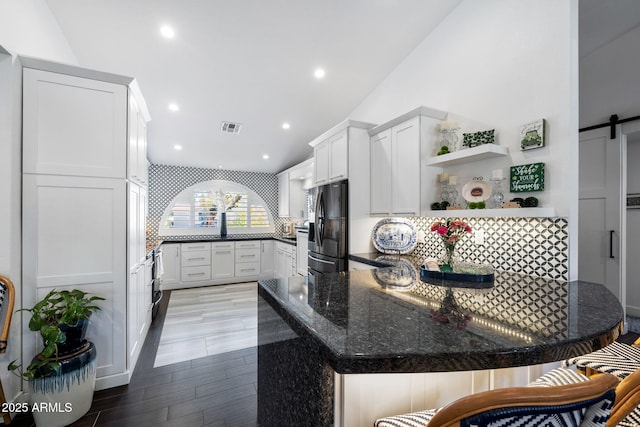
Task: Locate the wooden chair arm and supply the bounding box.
[0,276,15,354]
[608,369,640,426]
[427,373,619,427]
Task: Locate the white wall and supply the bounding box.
[626,140,640,315]
[580,25,640,128]
[0,0,77,407]
[580,18,640,312]
[349,0,579,275]
[0,0,77,64]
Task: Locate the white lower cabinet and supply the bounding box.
[274,241,297,278]
[260,241,275,279]
[182,242,212,282]
[296,231,308,275]
[159,243,181,287]
[22,174,128,389]
[160,240,273,289]
[235,241,261,278]
[212,242,235,280]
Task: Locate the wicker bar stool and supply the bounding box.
[529,367,640,427]
[563,340,640,379]
[0,275,15,424]
[374,373,619,427]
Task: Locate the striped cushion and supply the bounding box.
[563,342,640,379]
[528,367,590,387]
[619,407,640,427]
[0,282,5,309]
[374,409,438,427]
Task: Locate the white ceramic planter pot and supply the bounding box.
[29,342,96,427]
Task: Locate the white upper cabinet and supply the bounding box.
[328,129,348,182]
[313,129,347,185]
[23,68,128,178]
[127,90,150,186]
[391,117,421,215]
[314,140,331,184]
[368,106,446,216]
[278,159,312,218]
[370,129,392,214]
[309,120,376,186]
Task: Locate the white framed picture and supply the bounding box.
[520,119,545,151]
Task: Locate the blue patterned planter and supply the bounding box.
[29,341,96,427]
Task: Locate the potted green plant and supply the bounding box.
[8,289,104,427]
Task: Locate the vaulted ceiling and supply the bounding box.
[44,0,640,173]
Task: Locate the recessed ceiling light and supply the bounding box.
[168,103,179,112]
[262,154,269,160]
[282,122,290,129]
[160,25,175,39]
[173,144,182,150]
[314,68,326,79]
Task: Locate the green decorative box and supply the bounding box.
[462,129,495,148]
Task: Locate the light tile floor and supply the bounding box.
[154,281,258,367]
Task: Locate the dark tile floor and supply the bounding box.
[11,290,258,427]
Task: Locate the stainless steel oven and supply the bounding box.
[151,248,163,321]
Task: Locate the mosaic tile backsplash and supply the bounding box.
[147,164,285,244]
[409,217,569,280]
[147,164,569,279]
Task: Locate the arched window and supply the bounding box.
[158,180,275,236]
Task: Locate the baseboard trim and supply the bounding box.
[95,372,130,391]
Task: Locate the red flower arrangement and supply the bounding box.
[430,219,472,271]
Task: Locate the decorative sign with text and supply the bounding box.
[510,162,545,193]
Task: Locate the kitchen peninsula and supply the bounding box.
[257,267,623,427]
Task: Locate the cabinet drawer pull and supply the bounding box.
[240,254,255,258]
[188,257,205,261]
[187,245,207,249]
[188,272,206,276]
[216,250,232,254]
[240,268,256,272]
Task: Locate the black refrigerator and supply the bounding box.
[308,179,348,276]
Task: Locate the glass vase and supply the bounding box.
[441,241,457,272]
[220,212,227,237]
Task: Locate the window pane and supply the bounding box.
[159,180,274,235]
[167,203,191,228]
[226,193,248,227]
[194,191,217,228]
[250,205,270,227]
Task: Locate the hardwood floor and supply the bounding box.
[12,288,259,427]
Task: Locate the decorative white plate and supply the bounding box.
[371,218,418,254]
[462,179,492,202]
[372,258,418,290]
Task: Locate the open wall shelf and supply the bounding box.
[425,144,509,167]
[424,207,557,218]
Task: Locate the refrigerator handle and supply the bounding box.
[316,191,325,246]
[308,222,315,243]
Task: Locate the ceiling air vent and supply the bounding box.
[220,121,242,134]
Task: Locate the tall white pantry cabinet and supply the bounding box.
[21,57,151,390]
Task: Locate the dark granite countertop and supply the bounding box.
[258,269,623,374]
[150,234,298,249]
[350,252,424,270]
